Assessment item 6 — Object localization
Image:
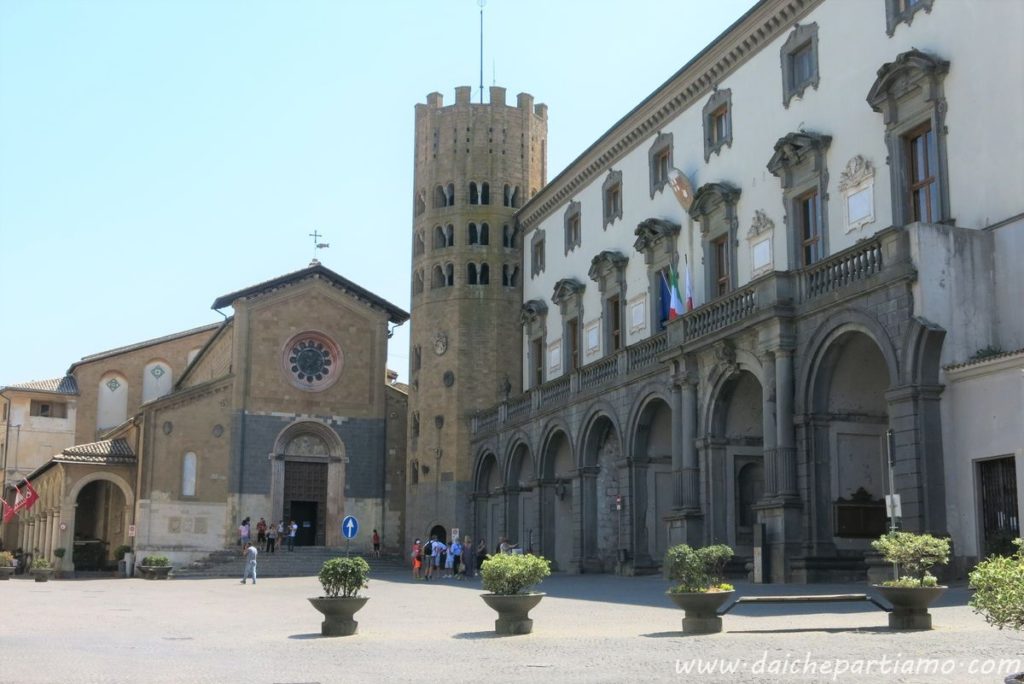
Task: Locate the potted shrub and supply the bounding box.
[0,551,14,580]
[138,554,172,580]
[114,544,134,578]
[31,557,54,582]
[969,538,1024,684]
[479,553,551,635]
[871,531,950,630]
[53,548,66,578]
[664,543,734,634]
[308,556,370,637]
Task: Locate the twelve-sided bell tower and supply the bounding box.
[406,85,547,544]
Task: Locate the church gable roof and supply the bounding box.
[211,261,409,325]
[56,438,136,464]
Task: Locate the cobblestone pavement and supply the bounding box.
[1,569,1021,684]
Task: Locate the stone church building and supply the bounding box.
[1,263,408,571]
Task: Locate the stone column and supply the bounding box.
[680,376,700,510]
[775,349,798,497]
[761,351,779,497]
[670,376,684,509]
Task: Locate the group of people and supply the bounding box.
[238,517,298,553]
[410,535,518,580]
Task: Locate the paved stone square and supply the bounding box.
[1,568,1021,683]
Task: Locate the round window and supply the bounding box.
[281,332,342,391]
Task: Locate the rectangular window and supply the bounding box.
[905,123,938,223]
[566,317,579,371]
[653,149,669,185]
[30,400,66,418]
[531,338,544,388]
[712,236,730,297]
[605,184,621,218]
[796,189,823,266]
[790,42,814,87]
[710,106,730,146]
[530,235,545,276]
[607,296,622,352]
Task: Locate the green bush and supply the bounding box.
[32,557,52,570]
[140,555,170,567]
[969,538,1024,631]
[0,551,14,567]
[318,556,370,598]
[53,548,66,559]
[114,544,133,561]
[480,553,551,595]
[665,543,734,593]
[871,531,949,586]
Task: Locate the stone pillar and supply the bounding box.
[43,513,53,558]
[775,350,798,497]
[666,363,704,548]
[761,351,779,497]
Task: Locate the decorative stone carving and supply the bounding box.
[633,218,680,260]
[520,299,548,327]
[747,210,775,238]
[551,278,585,307]
[839,155,875,191]
[713,340,740,379]
[284,434,330,457]
[432,331,448,356]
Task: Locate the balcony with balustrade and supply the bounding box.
[472,225,913,439]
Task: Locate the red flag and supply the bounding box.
[1,496,14,524]
[20,480,39,512]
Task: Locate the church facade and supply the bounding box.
[1,264,408,571]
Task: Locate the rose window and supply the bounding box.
[282,332,342,391]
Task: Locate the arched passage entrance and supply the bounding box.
[705,370,764,560]
[632,396,674,565]
[473,452,501,551]
[505,443,537,553]
[808,330,891,556]
[540,429,574,571]
[580,414,621,570]
[67,472,134,572]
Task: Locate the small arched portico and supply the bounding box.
[61,469,136,574]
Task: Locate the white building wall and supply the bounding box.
[522,0,1024,382]
[942,354,1024,559]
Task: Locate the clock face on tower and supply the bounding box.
[281,332,342,391]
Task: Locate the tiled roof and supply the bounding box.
[944,347,1024,372]
[3,376,79,395]
[56,438,136,465]
[70,322,222,371]
[211,261,410,324]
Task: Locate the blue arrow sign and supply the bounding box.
[342,515,359,539]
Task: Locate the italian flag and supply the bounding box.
[668,266,685,319]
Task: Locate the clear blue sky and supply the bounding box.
[0,0,756,386]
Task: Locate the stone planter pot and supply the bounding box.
[874,585,946,630]
[480,593,545,635]
[0,566,14,580]
[308,597,369,637]
[1005,673,1024,684]
[667,590,735,634]
[139,565,172,580]
[31,568,54,583]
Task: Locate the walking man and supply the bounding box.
[241,542,258,584]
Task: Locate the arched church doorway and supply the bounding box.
[283,460,327,547]
[73,479,128,571]
[429,524,447,543]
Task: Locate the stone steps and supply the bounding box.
[172,548,407,578]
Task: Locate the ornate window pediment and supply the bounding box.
[633,218,680,263]
[766,132,832,186]
[551,278,585,308]
[866,49,949,124]
[520,299,548,327]
[689,182,741,230]
[588,250,628,289]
